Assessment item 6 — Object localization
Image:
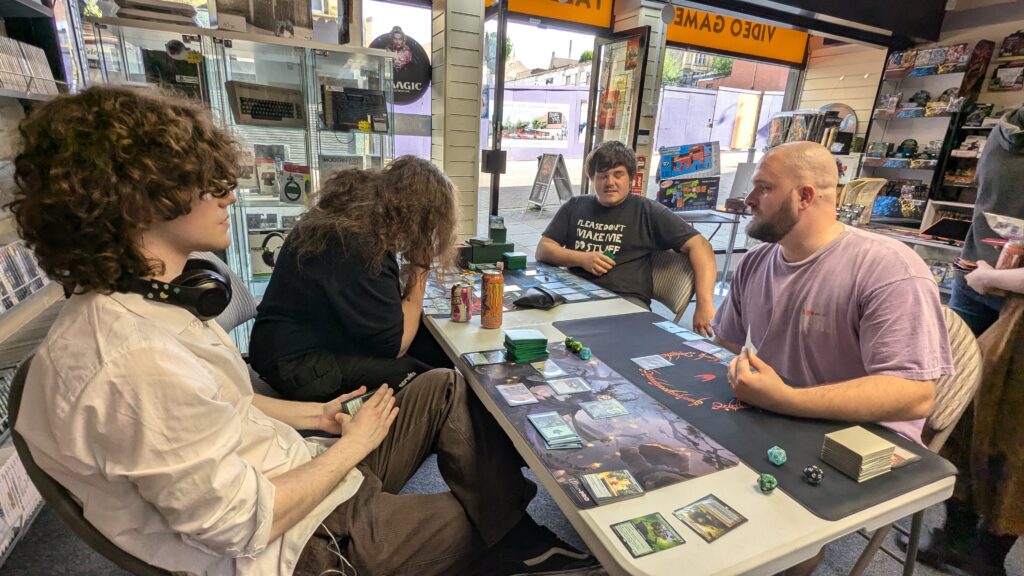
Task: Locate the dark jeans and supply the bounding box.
[949,272,1005,336]
[266,323,454,402]
[293,369,534,576]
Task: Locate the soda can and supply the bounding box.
[481,271,504,329]
[450,283,472,322]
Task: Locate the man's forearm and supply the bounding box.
[252,394,321,430]
[536,238,582,268]
[988,267,1024,294]
[683,236,717,306]
[268,438,364,542]
[778,375,935,422]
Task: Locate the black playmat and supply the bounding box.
[423,264,618,318]
[553,312,957,521]
[463,344,738,509]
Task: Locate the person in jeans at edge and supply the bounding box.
[535,140,719,336]
[9,86,599,576]
[713,141,954,576]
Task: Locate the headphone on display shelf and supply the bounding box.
[262,231,287,268]
[120,258,233,321]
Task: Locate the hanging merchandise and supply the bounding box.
[369,26,431,105]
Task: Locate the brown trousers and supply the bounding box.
[293,368,536,576]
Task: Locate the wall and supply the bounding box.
[797,36,887,136]
[696,60,790,92]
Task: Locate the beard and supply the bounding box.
[746,197,799,243]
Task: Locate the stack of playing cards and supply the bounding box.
[528,411,583,450]
[580,469,644,504]
[821,426,895,482]
[504,329,549,363]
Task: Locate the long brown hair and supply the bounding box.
[291,156,457,286]
[8,86,239,293]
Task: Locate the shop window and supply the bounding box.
[653,46,798,208]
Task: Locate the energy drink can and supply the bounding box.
[481,271,504,329]
[450,283,472,323]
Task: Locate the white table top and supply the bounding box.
[424,300,954,576]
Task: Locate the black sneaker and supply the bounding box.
[896,528,1007,576]
[476,518,602,575]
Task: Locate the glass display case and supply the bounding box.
[84,16,394,296]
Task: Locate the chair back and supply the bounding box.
[650,250,696,324]
[925,306,983,452]
[191,251,257,333]
[7,357,175,575]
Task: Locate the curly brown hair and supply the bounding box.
[290,156,457,286]
[8,86,239,293]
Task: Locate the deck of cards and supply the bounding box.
[504,329,550,363]
[528,411,583,450]
[821,426,895,482]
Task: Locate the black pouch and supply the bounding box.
[512,286,567,310]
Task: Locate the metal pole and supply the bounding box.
[489,0,509,217]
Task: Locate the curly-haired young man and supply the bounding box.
[536,140,718,335]
[10,87,596,576]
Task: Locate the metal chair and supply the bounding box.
[651,250,697,324]
[850,306,983,576]
[8,358,177,576]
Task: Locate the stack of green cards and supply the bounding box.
[527,411,582,449]
[504,329,550,363]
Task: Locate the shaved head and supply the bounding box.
[745,141,841,246]
[762,141,839,203]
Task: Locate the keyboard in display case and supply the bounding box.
[225,80,306,128]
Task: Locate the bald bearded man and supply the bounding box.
[714,142,954,574]
[715,142,953,439]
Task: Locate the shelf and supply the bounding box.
[869,217,924,226]
[942,181,977,188]
[872,112,954,121]
[0,500,44,570]
[883,68,966,80]
[87,16,391,57]
[0,0,52,18]
[0,284,63,348]
[961,125,994,131]
[995,55,1024,62]
[0,87,55,103]
[861,163,937,172]
[863,225,964,251]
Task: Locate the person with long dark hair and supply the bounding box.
[250,157,458,401]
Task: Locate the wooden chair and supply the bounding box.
[850,306,983,576]
[651,250,696,324]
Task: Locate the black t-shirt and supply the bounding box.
[249,232,404,377]
[541,194,699,305]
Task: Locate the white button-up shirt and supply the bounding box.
[15,292,363,575]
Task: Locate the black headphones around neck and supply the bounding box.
[121,258,233,321]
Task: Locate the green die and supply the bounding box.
[767,446,787,466]
[757,473,779,494]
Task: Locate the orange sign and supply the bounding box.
[486,0,612,29]
[666,7,807,65]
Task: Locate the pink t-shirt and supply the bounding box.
[713,226,954,443]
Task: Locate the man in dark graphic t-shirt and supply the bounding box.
[537,141,718,335]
